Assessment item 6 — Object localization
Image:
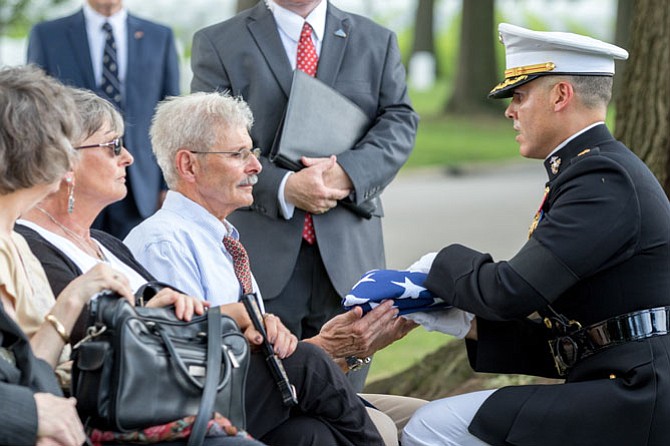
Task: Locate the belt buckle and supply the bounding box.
[545,315,582,376]
[548,335,579,377]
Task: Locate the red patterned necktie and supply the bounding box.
[297,21,318,244]
[223,236,253,294]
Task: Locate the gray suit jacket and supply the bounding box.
[191,2,418,299]
[27,10,180,219]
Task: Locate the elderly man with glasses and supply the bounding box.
[125,91,424,446]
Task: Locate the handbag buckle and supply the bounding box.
[71,325,107,350]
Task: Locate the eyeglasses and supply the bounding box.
[75,137,124,156]
[189,147,261,163]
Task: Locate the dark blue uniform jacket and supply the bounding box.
[426,124,670,446]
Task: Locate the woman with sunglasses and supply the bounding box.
[16,88,216,340]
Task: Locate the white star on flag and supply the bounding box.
[391,277,427,299]
[351,271,377,289]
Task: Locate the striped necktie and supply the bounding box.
[101,22,123,110]
[296,22,318,244]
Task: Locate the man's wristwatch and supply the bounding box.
[345,355,371,372]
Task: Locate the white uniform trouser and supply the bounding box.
[402,389,496,446]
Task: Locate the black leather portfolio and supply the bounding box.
[270,70,377,218]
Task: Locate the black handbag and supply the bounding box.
[70,290,250,444]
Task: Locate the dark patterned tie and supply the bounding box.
[223,236,253,294]
[296,22,318,244]
[101,22,123,110]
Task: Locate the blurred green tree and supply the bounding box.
[410,0,437,73]
[613,0,634,100]
[444,0,500,115]
[0,0,67,36]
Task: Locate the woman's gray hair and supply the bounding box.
[150,92,254,188]
[68,87,124,145]
[0,65,78,194]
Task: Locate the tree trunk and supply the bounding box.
[444,0,500,115]
[411,0,435,55]
[614,0,670,197]
[236,0,259,14]
[613,0,634,101]
[408,0,437,90]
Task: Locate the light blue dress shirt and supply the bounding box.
[124,191,262,307]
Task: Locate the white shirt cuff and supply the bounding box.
[278,171,295,220]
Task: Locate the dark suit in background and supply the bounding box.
[27,6,180,238]
[190,1,417,350]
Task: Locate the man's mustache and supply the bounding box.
[239,175,258,186]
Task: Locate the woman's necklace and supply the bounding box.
[35,207,108,262]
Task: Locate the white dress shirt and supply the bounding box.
[266,0,328,219]
[83,2,128,88]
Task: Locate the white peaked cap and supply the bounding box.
[489,23,629,99]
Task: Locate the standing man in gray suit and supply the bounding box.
[190,0,417,388]
[27,0,180,239]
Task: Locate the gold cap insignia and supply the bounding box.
[504,62,556,78]
[489,74,529,94]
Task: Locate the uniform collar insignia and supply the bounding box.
[550,156,562,175]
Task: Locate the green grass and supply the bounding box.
[368,327,453,383]
[408,114,519,167]
[403,80,520,169]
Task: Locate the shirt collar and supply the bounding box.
[266,0,327,43]
[162,190,240,241]
[545,122,605,161]
[83,2,127,31]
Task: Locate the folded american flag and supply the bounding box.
[342,269,450,315]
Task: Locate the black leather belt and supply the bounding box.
[548,306,670,376]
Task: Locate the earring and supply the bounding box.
[66,173,75,214]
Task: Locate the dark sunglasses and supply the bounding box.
[76,137,124,156]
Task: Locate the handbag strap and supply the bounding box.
[157,322,231,391]
[188,307,222,446]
